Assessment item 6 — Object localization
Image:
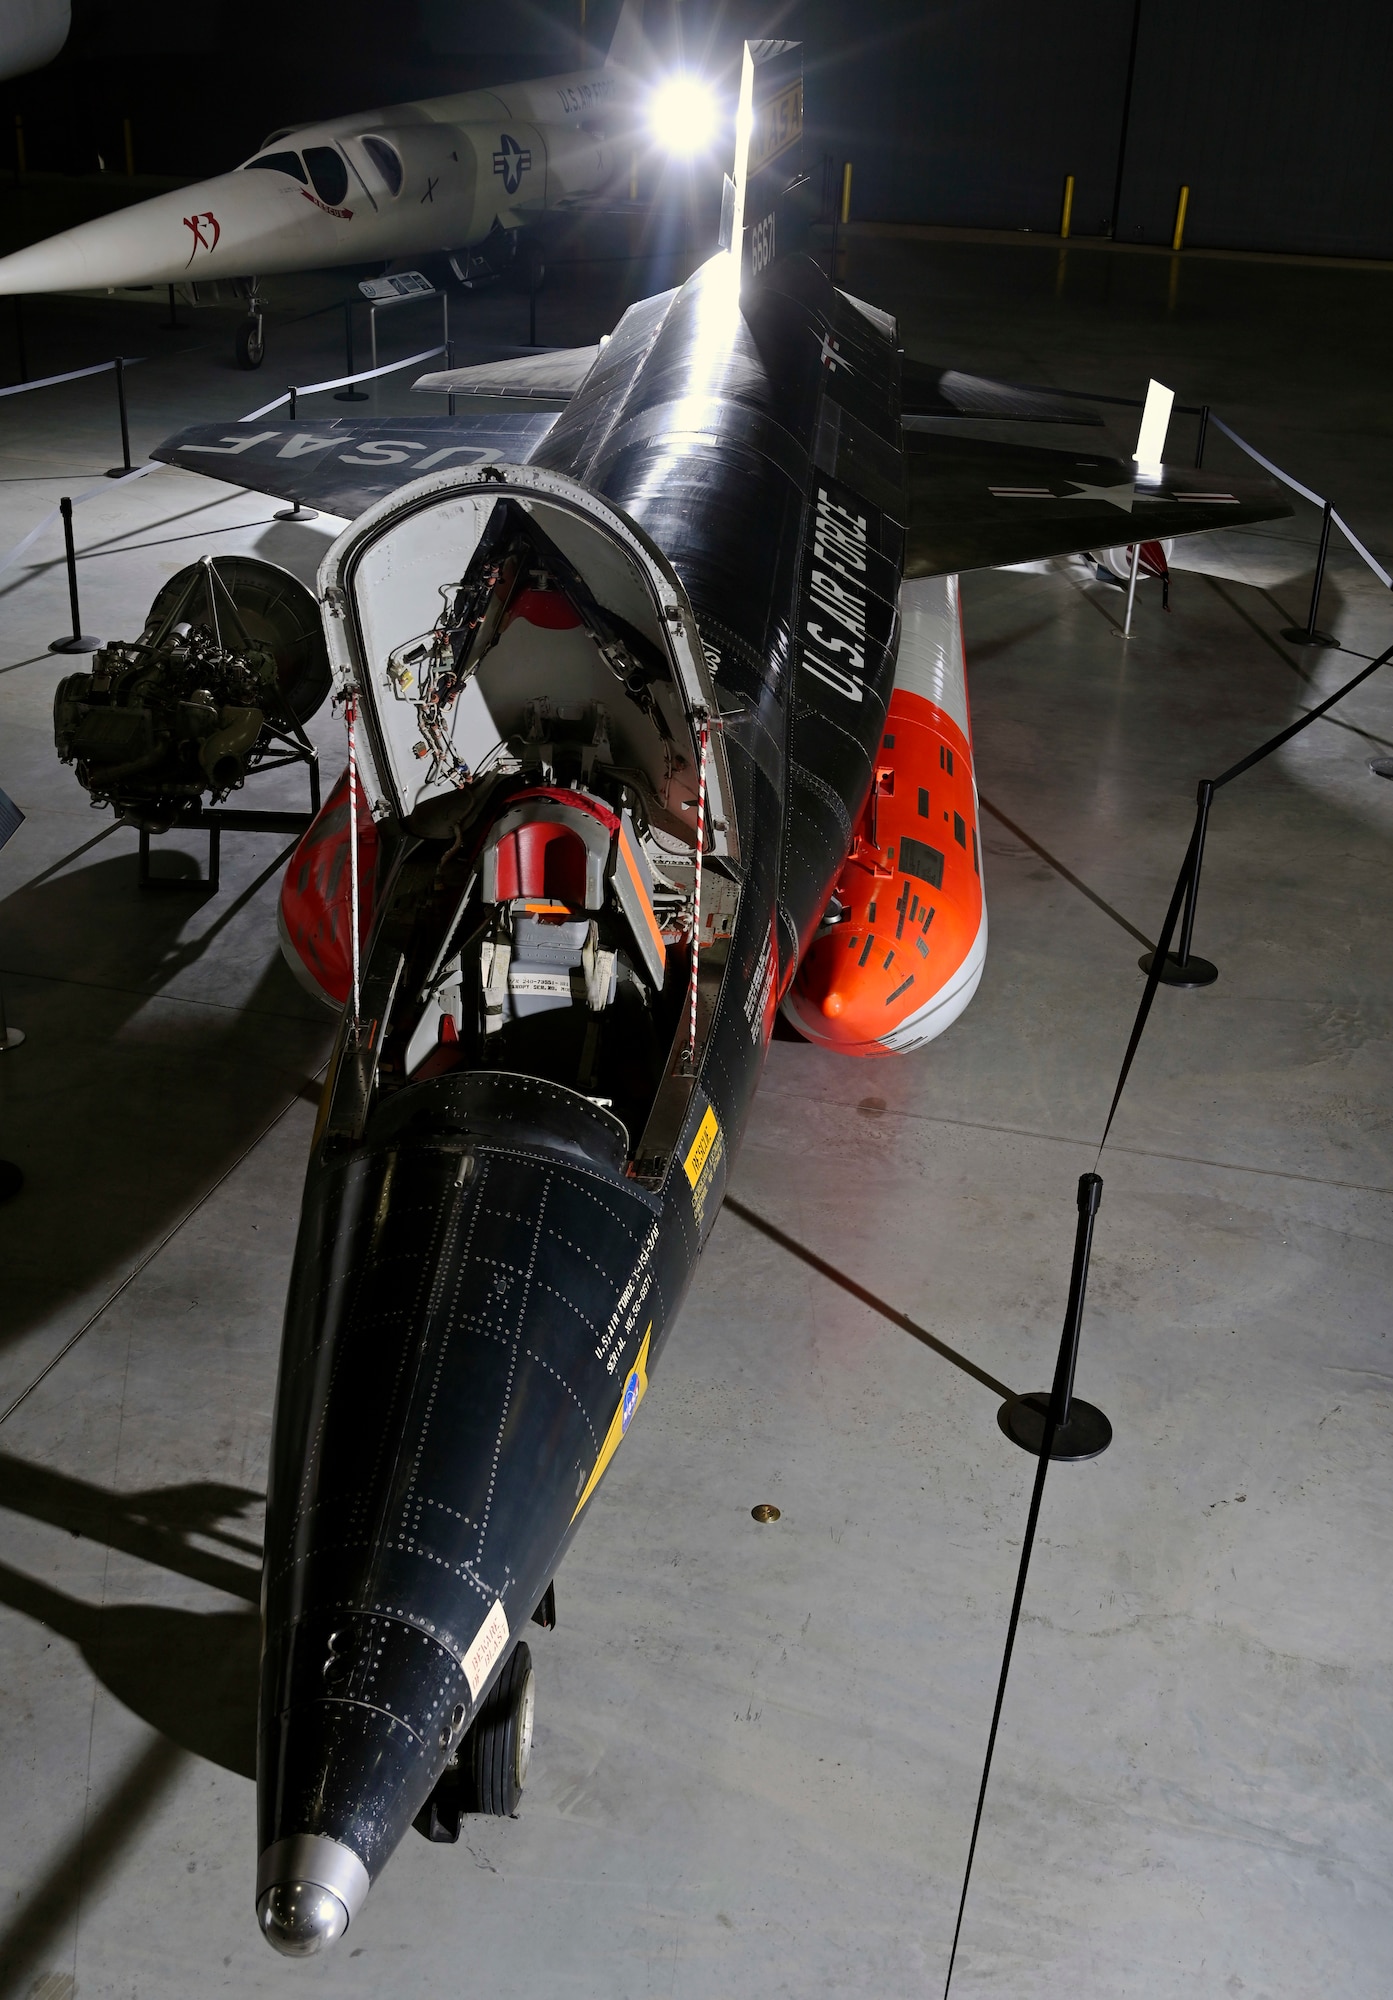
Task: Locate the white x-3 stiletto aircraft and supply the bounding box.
[0,0,659,365]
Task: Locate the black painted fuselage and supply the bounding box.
[256,249,905,1940]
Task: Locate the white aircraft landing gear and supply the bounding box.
[236,291,266,370]
[413,1640,537,1841]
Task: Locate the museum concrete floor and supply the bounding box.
[0,230,1390,1999]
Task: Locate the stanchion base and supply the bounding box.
[1280,626,1339,648]
[274,505,318,522]
[998,1391,1112,1462]
[0,1027,25,1050]
[1138,949,1218,988]
[105,466,135,479]
[0,1159,22,1202]
[333,388,369,402]
[48,634,101,654]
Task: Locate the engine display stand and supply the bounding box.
[137,743,322,894]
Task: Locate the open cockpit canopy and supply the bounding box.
[318,464,736,860]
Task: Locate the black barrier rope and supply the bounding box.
[1097,635,1393,1157]
[942,1174,1104,1999]
[944,635,1393,1995]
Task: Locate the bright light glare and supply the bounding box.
[649,74,720,156]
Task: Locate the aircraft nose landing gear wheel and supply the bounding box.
[236,314,266,370]
[470,1640,536,1816]
[413,1641,536,1842]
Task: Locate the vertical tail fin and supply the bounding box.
[728,40,811,288]
[605,0,647,71]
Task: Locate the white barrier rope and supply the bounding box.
[0,356,142,401]
[1208,414,1325,507]
[0,461,160,583]
[240,344,447,422]
[1330,510,1393,591]
[1210,416,1393,592]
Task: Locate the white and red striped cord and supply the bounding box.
[346,691,362,1035]
[687,715,710,1069]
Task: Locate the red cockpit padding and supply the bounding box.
[505,786,621,836]
[278,767,379,1006]
[490,820,590,905]
[502,588,584,631]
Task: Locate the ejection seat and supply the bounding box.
[404,785,667,1079]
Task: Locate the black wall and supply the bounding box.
[4,0,1392,259]
[796,0,1393,257]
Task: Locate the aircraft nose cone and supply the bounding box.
[254,1833,368,1955]
[257,1882,349,1957]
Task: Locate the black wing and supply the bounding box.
[905,432,1291,577]
[151,413,560,518]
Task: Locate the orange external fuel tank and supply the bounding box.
[783,574,987,1055]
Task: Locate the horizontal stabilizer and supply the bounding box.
[152,413,560,519]
[905,432,1291,578]
[413,346,601,406]
[903,361,1102,426]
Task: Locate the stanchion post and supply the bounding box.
[164,283,179,331]
[123,116,135,177]
[13,297,27,384]
[1122,538,1142,637]
[274,388,317,520]
[1194,402,1209,468]
[335,301,367,401]
[1138,779,1219,987]
[529,264,538,348]
[48,497,100,654]
[106,356,133,477]
[1059,172,1075,239]
[446,338,455,415]
[1281,499,1338,647]
[369,305,378,376]
[998,1173,1111,1460]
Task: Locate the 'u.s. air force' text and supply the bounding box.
[801,485,868,704]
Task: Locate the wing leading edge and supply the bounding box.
[902,360,1103,426]
[151,412,560,517]
[904,432,1291,577]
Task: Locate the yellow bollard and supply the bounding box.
[1171,183,1190,252]
[1060,173,1074,239]
[840,160,853,225]
[123,116,134,177]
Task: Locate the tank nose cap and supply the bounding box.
[257,1882,348,1956]
[255,1831,370,1954]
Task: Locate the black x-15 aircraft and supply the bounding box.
[146,40,1289,1954]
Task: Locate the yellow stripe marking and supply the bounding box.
[572,1324,652,1523]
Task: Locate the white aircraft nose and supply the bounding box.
[0,167,323,294]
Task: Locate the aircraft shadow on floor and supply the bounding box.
[0,841,334,1358]
[0,1453,261,1778]
[0,1456,261,1993]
